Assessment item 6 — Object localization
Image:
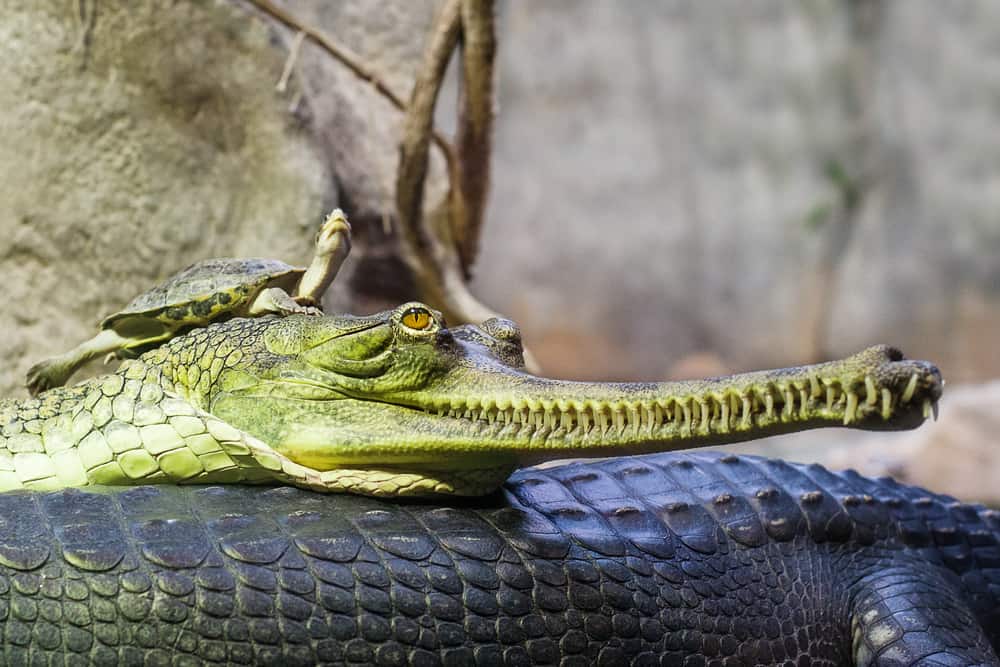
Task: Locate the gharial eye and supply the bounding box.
[401,307,433,331]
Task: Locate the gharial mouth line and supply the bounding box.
[402,371,937,440]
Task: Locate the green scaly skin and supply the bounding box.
[0,302,942,497]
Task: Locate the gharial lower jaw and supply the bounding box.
[398,364,941,451]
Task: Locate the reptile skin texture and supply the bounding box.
[0,452,996,666]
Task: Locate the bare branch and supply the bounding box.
[244,0,455,165]
[453,0,497,275]
[247,0,406,109]
[395,0,462,253]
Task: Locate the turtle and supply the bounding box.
[25,209,352,396]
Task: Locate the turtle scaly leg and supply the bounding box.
[25,328,133,396]
[247,287,319,316]
[295,208,352,308]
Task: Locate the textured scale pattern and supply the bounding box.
[0,452,995,665]
[0,352,328,493]
[108,257,300,325]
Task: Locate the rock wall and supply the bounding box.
[3,1,997,428]
[0,0,440,398]
[474,1,1000,384]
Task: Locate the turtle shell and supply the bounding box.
[102,258,303,332]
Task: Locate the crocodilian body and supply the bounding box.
[1,301,940,497]
[0,308,995,665]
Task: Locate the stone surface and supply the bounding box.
[0,0,336,398]
[472,1,1000,385]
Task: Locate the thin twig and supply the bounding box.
[276,30,305,93]
[453,0,496,276]
[245,0,455,166]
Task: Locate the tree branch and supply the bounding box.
[244,0,455,167]
[453,0,496,276]
[395,0,462,255]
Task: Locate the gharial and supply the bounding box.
[24,209,352,397]
[3,303,940,497]
[2,306,997,665]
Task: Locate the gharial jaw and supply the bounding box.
[152,307,943,497]
[272,344,940,467]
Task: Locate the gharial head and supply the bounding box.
[145,301,943,496]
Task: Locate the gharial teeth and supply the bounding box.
[843,391,858,426]
[865,376,878,406]
[922,398,938,420]
[902,374,918,404]
[881,388,892,420]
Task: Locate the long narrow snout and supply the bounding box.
[375,344,941,464]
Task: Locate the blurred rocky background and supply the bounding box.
[2,1,998,499]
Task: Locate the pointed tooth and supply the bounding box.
[695,398,710,434]
[783,388,795,419]
[653,403,664,428]
[932,401,939,421]
[826,385,836,411]
[881,388,892,420]
[628,405,641,433]
[902,374,918,404]
[799,388,809,418]
[843,391,858,426]
[741,396,752,428]
[613,407,625,434]
[764,392,774,418]
[682,401,692,435]
[719,399,730,433]
[865,376,877,406]
[560,412,573,431]
[809,375,822,399]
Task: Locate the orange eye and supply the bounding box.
[401,307,433,330]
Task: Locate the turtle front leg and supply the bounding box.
[248,287,320,316]
[26,328,132,396]
[295,208,352,308]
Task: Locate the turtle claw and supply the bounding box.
[25,361,60,397]
[298,305,323,316]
